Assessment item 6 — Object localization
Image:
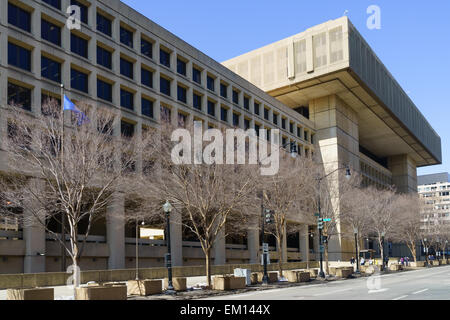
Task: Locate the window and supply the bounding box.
[273,114,278,125]
[207,76,215,91]
[71,33,88,58]
[220,83,228,98]
[244,118,250,130]
[8,82,31,111]
[160,106,171,123]
[289,122,294,133]
[71,69,88,93]
[282,118,286,129]
[160,49,170,68]
[207,101,215,117]
[297,127,301,138]
[141,98,153,118]
[177,59,186,76]
[120,58,133,79]
[220,107,228,122]
[141,38,152,59]
[282,137,287,146]
[160,77,171,96]
[120,27,133,48]
[193,93,202,110]
[41,20,61,46]
[192,67,201,84]
[42,0,61,10]
[233,113,240,126]
[254,103,260,115]
[141,68,153,88]
[304,130,308,141]
[121,121,134,138]
[8,3,31,32]
[97,46,112,69]
[232,90,239,104]
[264,108,269,120]
[311,134,314,144]
[120,89,134,110]
[8,43,31,71]
[70,0,88,24]
[244,97,250,110]
[97,13,112,36]
[97,79,112,102]
[254,124,260,136]
[266,129,271,141]
[178,113,186,128]
[41,56,61,83]
[177,86,187,103]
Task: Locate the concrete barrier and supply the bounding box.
[164,277,187,291]
[7,288,54,300]
[127,280,162,296]
[213,276,246,291]
[389,264,403,271]
[76,285,127,300]
[431,260,439,266]
[336,268,353,278]
[285,270,310,283]
[256,272,278,283]
[409,261,426,268]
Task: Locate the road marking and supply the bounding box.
[412,288,429,295]
[313,288,352,296]
[392,295,408,300]
[368,288,389,294]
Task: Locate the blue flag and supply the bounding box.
[63,95,90,125]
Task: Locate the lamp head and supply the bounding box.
[163,200,172,213]
[345,167,351,180]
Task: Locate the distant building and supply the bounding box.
[418,173,450,227]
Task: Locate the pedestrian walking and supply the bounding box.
[400,257,404,265]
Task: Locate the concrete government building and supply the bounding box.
[418,173,450,228]
[0,0,442,274]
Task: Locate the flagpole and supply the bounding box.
[60,83,66,272]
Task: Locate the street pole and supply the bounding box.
[60,83,66,273]
[354,230,360,273]
[135,216,139,280]
[163,201,175,294]
[260,196,269,285]
[318,179,325,278]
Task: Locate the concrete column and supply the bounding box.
[247,215,260,264]
[0,0,7,26]
[106,191,125,269]
[299,224,310,263]
[213,229,226,265]
[169,209,183,267]
[388,154,417,193]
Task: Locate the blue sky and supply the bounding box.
[122,0,450,176]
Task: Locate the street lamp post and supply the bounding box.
[163,200,175,294]
[135,218,145,280]
[424,238,429,266]
[353,227,360,274]
[445,240,448,260]
[381,231,386,270]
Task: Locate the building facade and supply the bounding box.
[418,173,450,227]
[0,0,442,274]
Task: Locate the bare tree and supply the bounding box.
[0,101,149,294]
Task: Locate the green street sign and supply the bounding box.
[323,218,332,222]
[314,213,320,217]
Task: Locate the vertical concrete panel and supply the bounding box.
[213,229,226,265]
[107,192,125,269]
[299,225,310,263]
[247,216,260,264]
[170,209,183,267]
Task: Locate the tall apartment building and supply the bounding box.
[418,173,450,226]
[0,0,442,274]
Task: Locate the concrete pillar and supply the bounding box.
[388,154,417,193]
[299,224,310,263]
[169,209,183,267]
[106,191,125,269]
[247,215,260,264]
[213,229,226,265]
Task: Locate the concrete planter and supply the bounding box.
[7,288,54,300]
[307,269,318,278]
[410,261,426,268]
[286,270,310,283]
[440,259,448,265]
[431,260,440,266]
[127,280,162,296]
[76,285,127,300]
[213,276,246,291]
[389,264,403,271]
[250,273,259,285]
[164,277,187,291]
[256,272,278,283]
[336,268,353,278]
[360,265,375,274]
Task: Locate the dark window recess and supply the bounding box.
[220,107,228,122]
[266,129,271,141]
[282,137,287,146]
[8,3,31,32]
[207,101,215,117]
[294,106,310,119]
[97,46,112,69]
[97,79,112,102]
[264,108,269,120]
[141,39,152,58]
[304,131,308,141]
[289,122,294,133]
[41,20,61,46]
[120,58,133,79]
[254,124,260,136]
[177,86,187,103]
[220,83,228,98]
[244,97,250,110]
[141,68,153,88]
[233,113,239,126]
[244,119,250,130]
[178,113,186,127]
[8,42,31,71]
[8,82,31,111]
[120,89,134,110]
[192,68,201,84]
[273,114,278,125]
[359,145,388,169]
[41,93,61,108]
[193,93,202,110]
[254,103,260,115]
[41,56,61,83]
[141,98,153,118]
[177,59,186,76]
[71,69,88,93]
[71,33,88,58]
[311,135,314,144]
[121,121,134,138]
[207,76,215,91]
[42,0,61,10]
[232,91,239,104]
[70,0,88,24]
[160,77,171,96]
[160,49,170,68]
[160,106,171,122]
[120,27,133,48]
[97,13,112,36]
[297,127,301,138]
[282,118,286,129]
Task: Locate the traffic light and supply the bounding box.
[318,218,324,230]
[265,209,275,224]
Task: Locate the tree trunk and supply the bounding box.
[378,238,384,270]
[205,248,212,288]
[324,242,329,275]
[71,256,80,299]
[277,237,283,278]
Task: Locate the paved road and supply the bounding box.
[203,265,450,300]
